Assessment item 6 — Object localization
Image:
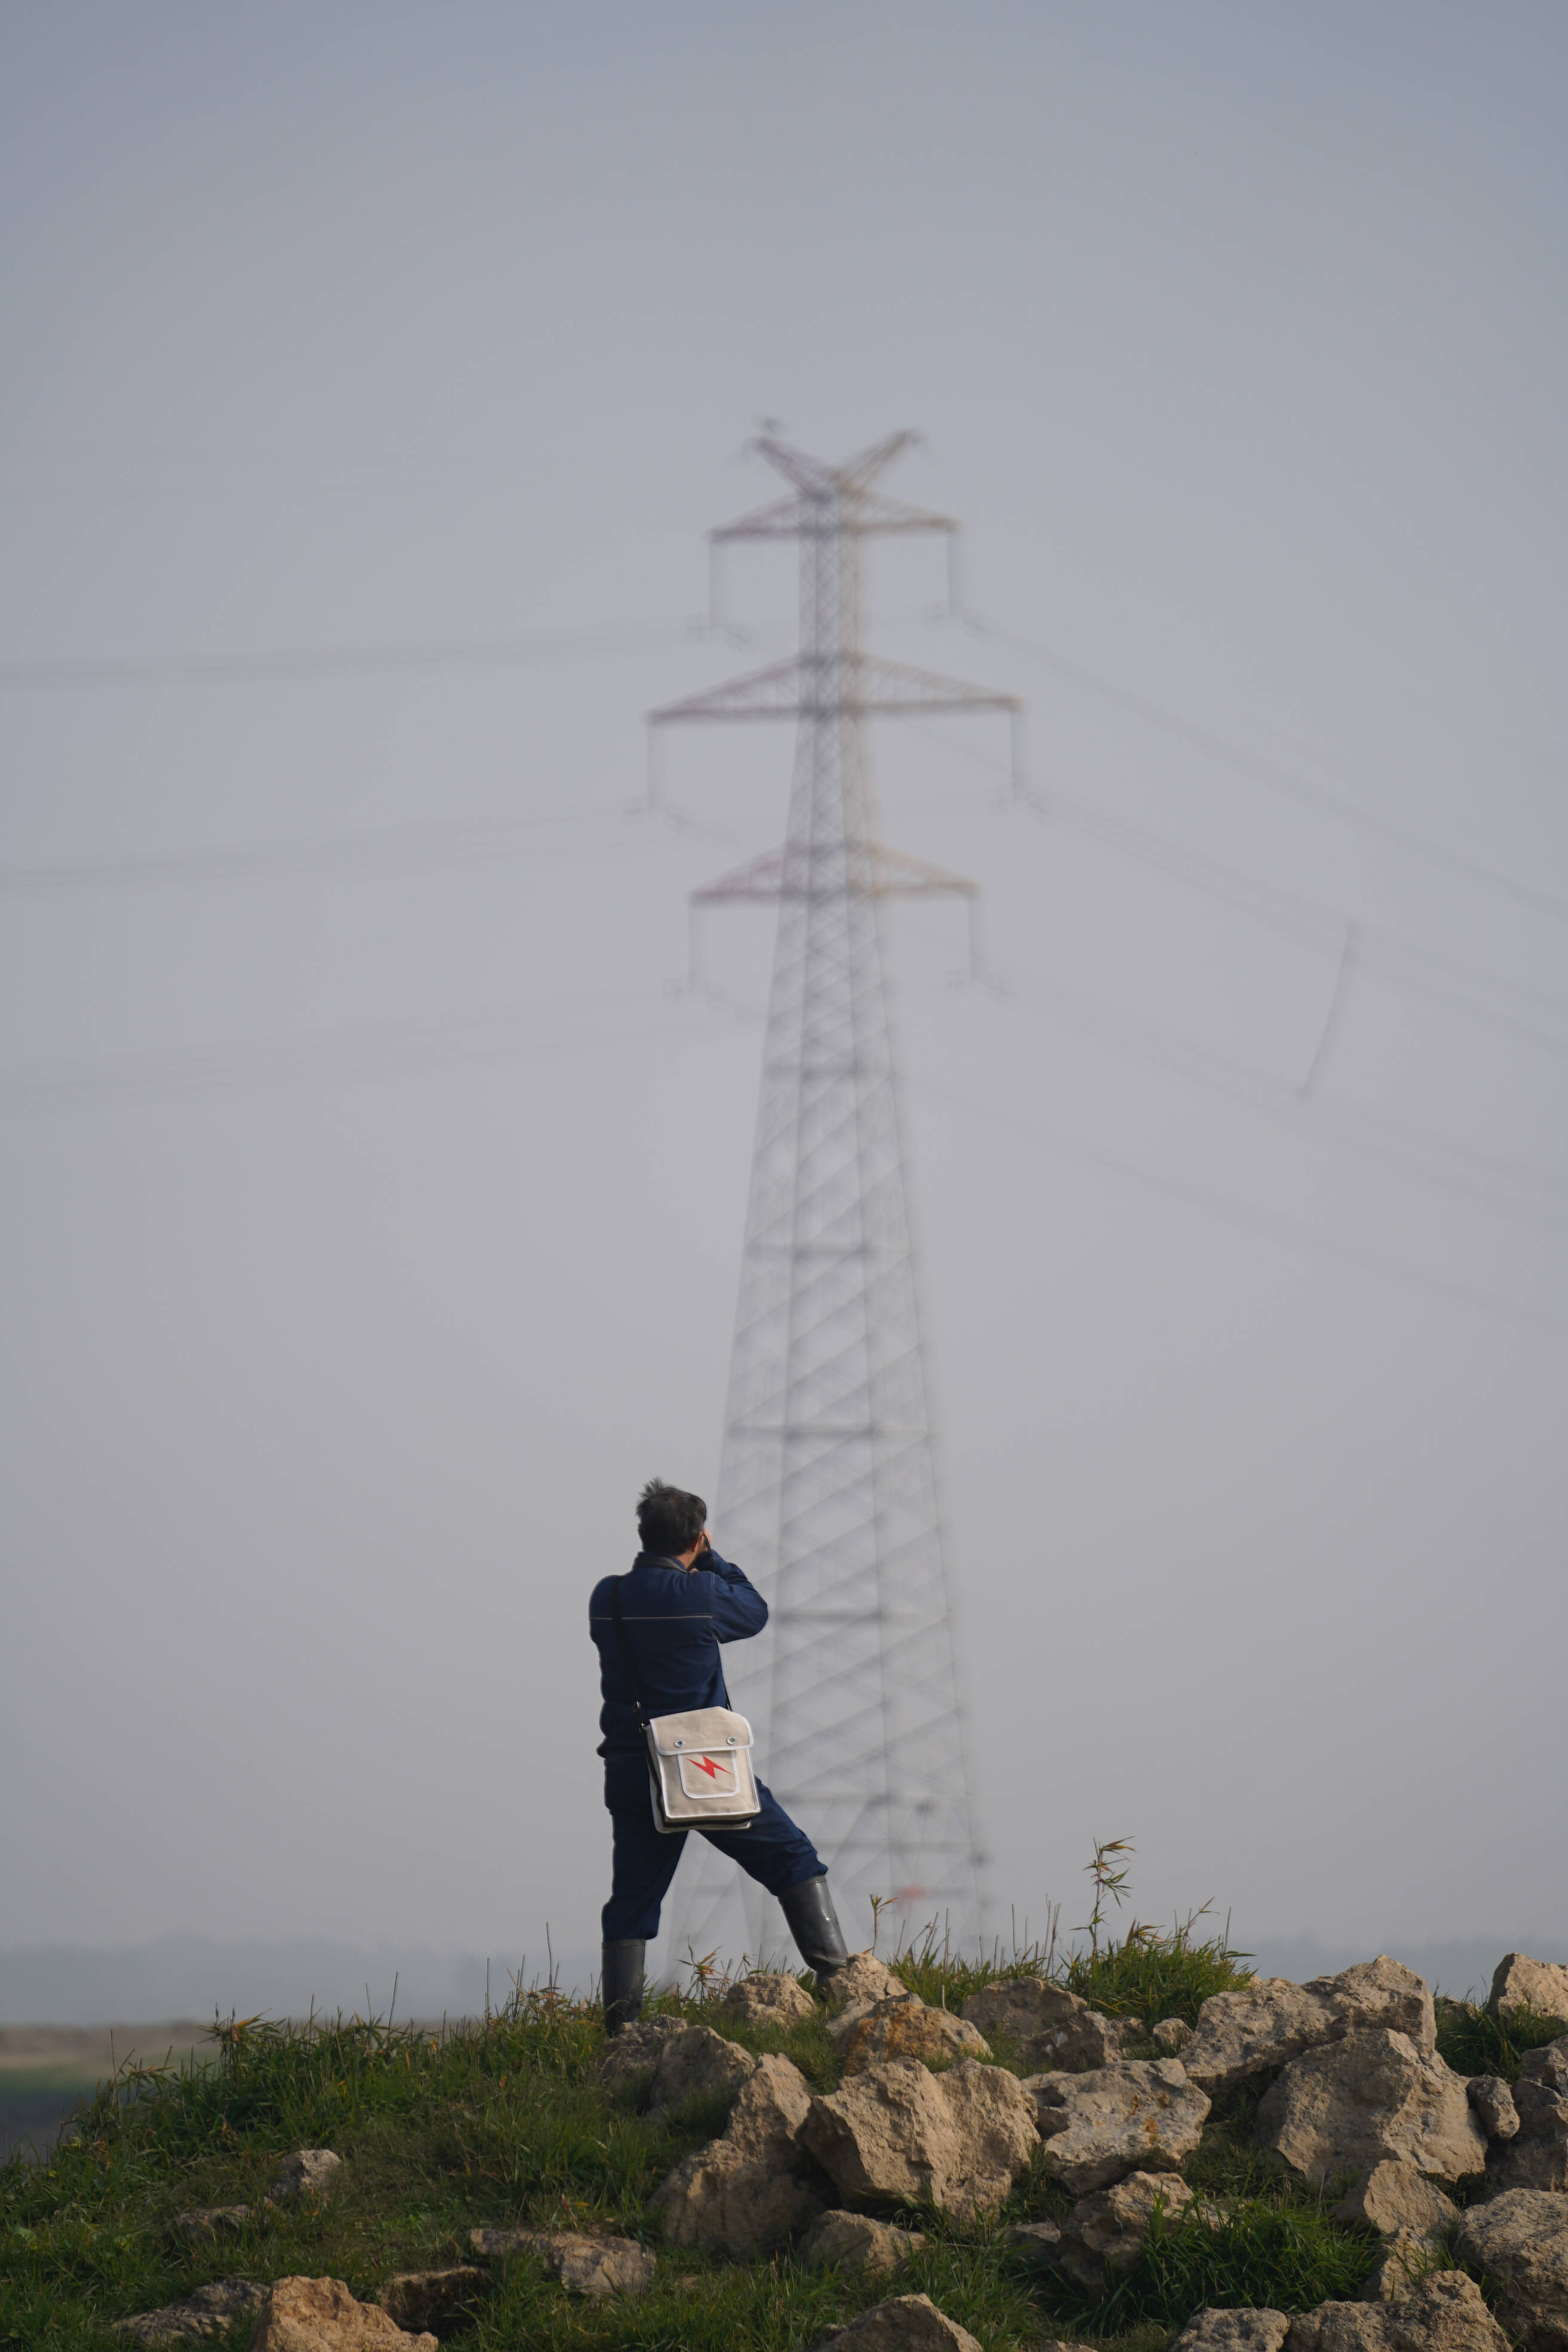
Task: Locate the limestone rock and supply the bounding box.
[1183,1961,1434,2095]
[823,1952,904,2012]
[810,2292,984,2352]
[1467,2075,1520,2140]
[599,2014,686,2093]
[801,2209,926,2277]
[1171,2313,1291,2352]
[1306,1959,1437,2054]
[1043,2010,1139,2070]
[1489,2134,1568,2200]
[470,2230,651,2298]
[1287,2271,1511,2352]
[1511,2037,1568,2118]
[1255,2031,1486,2185]
[1331,2160,1457,2242]
[1055,2169,1195,2290]
[720,1971,817,2029]
[246,2275,437,2350]
[467,2227,653,2294]
[1456,2188,1568,2351]
[837,1995,990,2076]
[1285,2299,1388,2352]
[819,1949,909,2040]
[1359,2241,1443,2307]
[1004,2220,1064,2271]
[468,2228,531,2261]
[1489,2038,1568,2191]
[375,2269,484,2333]
[1025,2058,1211,2194]
[170,2204,253,2242]
[111,2279,266,2344]
[722,2051,816,2155]
[1181,1979,1345,2093]
[1489,1955,1568,2029]
[1331,2157,1458,2304]
[542,2235,656,2299]
[1154,2018,1193,2054]
[648,2023,757,2112]
[652,2052,823,2257]
[267,2149,343,2206]
[803,2054,1037,2219]
[960,1978,1135,2071]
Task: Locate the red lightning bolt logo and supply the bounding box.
[690,1754,728,1780]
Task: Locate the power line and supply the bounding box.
[952,608,1568,926]
[980,963,1568,1232]
[910,1071,1568,1345]
[909,718,1568,1059]
[0,799,745,895]
[0,986,747,1117]
[0,617,736,691]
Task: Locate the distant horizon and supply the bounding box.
[1,1924,1556,2025]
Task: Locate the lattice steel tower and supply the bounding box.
[652,434,1018,1967]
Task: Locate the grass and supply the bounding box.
[0,1897,1431,2352]
[875,1894,1255,2035]
[5,1979,1073,2352]
[1058,1917,1252,2033]
[1052,2202,1378,2335]
[1435,2001,1567,2084]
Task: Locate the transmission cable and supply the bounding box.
[909,1070,1567,1345]
[945,608,1568,925]
[0,797,746,895]
[979,961,1568,1230]
[908,718,1568,1059]
[0,615,739,691]
[0,985,749,1117]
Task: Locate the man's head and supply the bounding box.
[638,1477,708,1561]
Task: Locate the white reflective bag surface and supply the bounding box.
[644,1706,760,1833]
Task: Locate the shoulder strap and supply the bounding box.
[607,1578,649,1728]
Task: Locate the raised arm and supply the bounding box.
[694,1550,769,1642]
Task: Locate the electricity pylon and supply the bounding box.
[653,433,1019,1972]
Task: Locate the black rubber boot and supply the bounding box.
[779,1876,850,1982]
[601,1939,646,2036]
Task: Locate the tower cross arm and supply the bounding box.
[693,840,977,904]
[650,651,1019,725]
[712,488,959,543]
[711,429,954,540]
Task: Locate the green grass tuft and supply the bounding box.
[1435,2002,1567,2084]
[1049,2201,1377,2333]
[1056,1918,1254,2031]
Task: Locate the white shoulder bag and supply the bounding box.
[608,1576,761,1835]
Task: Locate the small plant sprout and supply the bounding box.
[1078,1835,1136,1959]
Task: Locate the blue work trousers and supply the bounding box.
[600,1750,823,1941]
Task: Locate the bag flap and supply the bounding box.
[647,1707,752,1756]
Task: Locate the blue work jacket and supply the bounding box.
[589,1548,767,1759]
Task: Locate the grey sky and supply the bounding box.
[2,2,1564,2004]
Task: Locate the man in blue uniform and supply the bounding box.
[589,1477,849,2032]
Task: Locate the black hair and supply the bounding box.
[637,1478,708,1558]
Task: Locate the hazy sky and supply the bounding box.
[3,2,1565,2003]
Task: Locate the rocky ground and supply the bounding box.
[4,1933,1566,2352]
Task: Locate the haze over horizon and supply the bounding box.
[3,2,1564,2016]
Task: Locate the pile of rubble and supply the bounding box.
[109,1946,1568,2350]
[630,1944,1568,2352]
